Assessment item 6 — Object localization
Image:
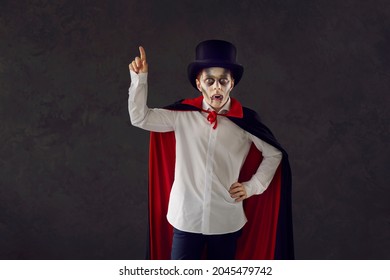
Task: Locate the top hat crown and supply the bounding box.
[187,40,244,90]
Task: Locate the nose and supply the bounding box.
[213,80,222,90]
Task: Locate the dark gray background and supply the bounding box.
[0,0,389,259]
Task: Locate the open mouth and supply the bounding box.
[211,94,224,101]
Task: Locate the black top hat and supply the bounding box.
[187,40,244,90]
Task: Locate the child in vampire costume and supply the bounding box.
[128,40,294,260]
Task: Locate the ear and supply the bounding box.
[196,79,202,92]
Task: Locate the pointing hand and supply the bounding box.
[129,46,148,74]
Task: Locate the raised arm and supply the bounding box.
[128,46,175,132]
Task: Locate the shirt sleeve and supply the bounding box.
[128,71,176,132]
[243,132,283,197]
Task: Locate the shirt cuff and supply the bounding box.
[243,177,266,198]
[130,70,148,84]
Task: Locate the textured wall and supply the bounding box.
[0,0,389,259]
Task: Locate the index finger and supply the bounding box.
[139,46,146,61]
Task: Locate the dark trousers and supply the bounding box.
[171,227,242,260]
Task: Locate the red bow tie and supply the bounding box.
[202,109,227,129]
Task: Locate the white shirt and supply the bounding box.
[128,71,282,234]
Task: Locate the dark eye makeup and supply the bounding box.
[204,77,230,86]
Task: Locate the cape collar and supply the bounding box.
[181,95,243,118]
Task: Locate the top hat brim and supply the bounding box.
[188,61,244,90]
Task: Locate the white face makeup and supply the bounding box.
[196,67,234,112]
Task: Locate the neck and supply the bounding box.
[205,98,230,113]
[181,96,243,119]
[211,105,222,113]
